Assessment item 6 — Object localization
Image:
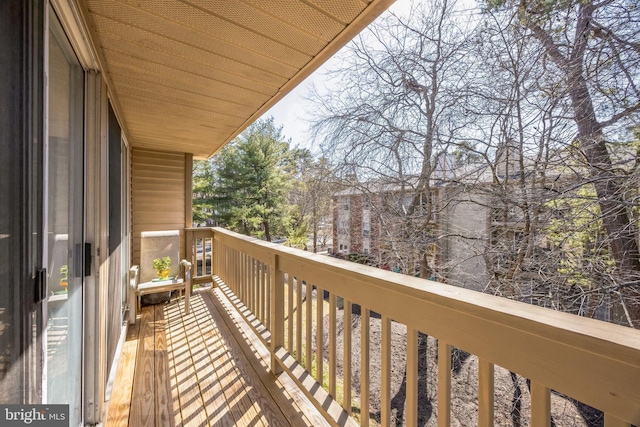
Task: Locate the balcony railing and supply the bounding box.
[186,227,640,427]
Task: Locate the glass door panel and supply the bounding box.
[46,10,84,425]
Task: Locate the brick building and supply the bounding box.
[332,181,490,290]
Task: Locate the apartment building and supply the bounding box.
[332,181,489,290]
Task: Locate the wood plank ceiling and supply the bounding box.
[81,0,395,158]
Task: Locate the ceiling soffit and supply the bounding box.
[82,0,395,158]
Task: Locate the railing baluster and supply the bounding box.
[234,249,239,295]
[241,253,246,305]
[203,236,207,276]
[329,292,337,397]
[205,237,209,276]
[218,242,221,279]
[361,307,370,427]
[478,359,494,427]
[253,261,258,321]
[194,235,199,276]
[218,243,223,282]
[201,236,205,276]
[259,262,265,324]
[343,299,352,414]
[605,414,631,427]
[228,247,232,288]
[242,254,251,305]
[208,236,213,276]
[438,341,451,427]
[199,236,202,276]
[270,253,283,375]
[288,274,294,352]
[251,258,256,316]
[316,286,324,385]
[224,244,228,283]
[205,237,209,277]
[306,280,312,370]
[266,264,271,331]
[246,256,250,311]
[230,249,235,292]
[226,244,229,284]
[236,250,240,295]
[212,233,218,281]
[406,327,418,427]
[381,315,391,427]
[229,248,234,291]
[530,381,551,427]
[296,277,302,363]
[254,259,258,319]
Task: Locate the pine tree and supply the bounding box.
[212,117,293,241]
[192,159,216,226]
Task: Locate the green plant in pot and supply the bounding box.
[153,256,172,280]
[59,265,69,292]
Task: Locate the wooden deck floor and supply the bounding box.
[105,288,330,427]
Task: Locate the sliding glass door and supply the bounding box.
[46,9,85,425]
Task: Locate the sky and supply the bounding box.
[259,71,323,153]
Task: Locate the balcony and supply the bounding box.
[109,227,640,426]
[106,289,332,426]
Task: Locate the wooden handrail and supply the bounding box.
[187,226,640,426]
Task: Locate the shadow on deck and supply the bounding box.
[105,289,330,427]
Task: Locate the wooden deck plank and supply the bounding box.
[178,298,235,427]
[205,288,327,427]
[168,301,209,427]
[129,306,156,426]
[154,304,174,427]
[164,302,185,427]
[213,281,330,427]
[105,318,140,427]
[189,296,267,427]
[106,289,344,427]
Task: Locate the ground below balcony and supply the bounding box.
[105,289,332,427]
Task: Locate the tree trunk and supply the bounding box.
[263,221,271,242]
[566,43,640,327]
[525,2,640,326]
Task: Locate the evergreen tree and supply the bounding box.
[192,159,216,226]
[212,117,292,241]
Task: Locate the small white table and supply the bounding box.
[129,260,192,324]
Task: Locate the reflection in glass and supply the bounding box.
[46,11,84,425]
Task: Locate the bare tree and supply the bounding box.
[291,156,338,252]
[488,0,640,325]
[311,0,475,277]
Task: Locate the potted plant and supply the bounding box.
[153,256,172,280]
[59,265,69,292]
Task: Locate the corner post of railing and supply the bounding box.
[185,228,194,268]
[270,252,284,375]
